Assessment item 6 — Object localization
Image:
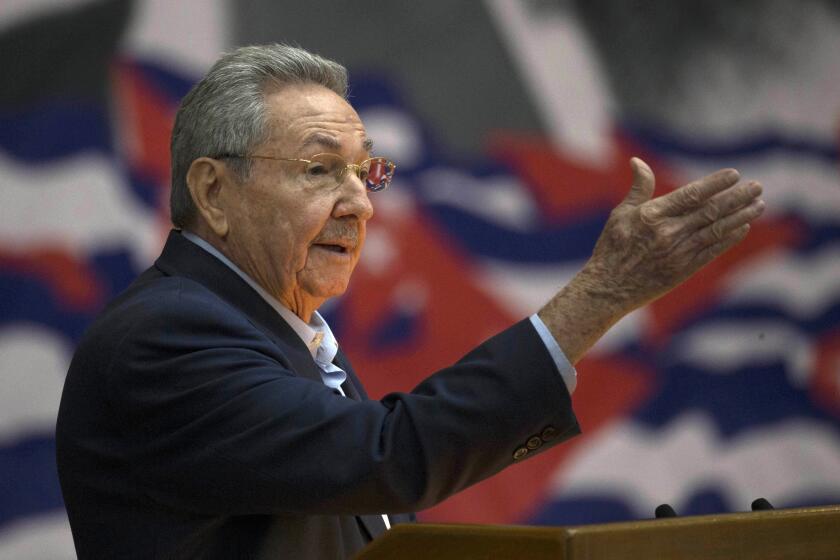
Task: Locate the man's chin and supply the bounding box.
[301,278,351,303]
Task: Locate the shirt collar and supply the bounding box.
[181,230,332,360]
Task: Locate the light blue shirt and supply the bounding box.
[181,231,577,395]
[529,315,577,393]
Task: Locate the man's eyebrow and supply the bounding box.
[300,133,341,150]
[299,133,374,154]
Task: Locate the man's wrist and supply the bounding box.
[537,267,629,365]
[575,258,639,311]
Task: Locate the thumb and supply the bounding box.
[622,157,655,207]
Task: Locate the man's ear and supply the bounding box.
[186,157,231,238]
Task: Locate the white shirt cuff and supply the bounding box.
[528,313,577,394]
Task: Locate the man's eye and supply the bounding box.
[358,168,369,181]
[307,163,329,176]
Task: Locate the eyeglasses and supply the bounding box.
[215,152,396,192]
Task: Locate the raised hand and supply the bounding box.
[584,157,765,310]
[538,157,765,364]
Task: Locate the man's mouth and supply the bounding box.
[313,242,350,254]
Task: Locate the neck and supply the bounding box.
[185,224,322,323]
[281,294,318,324]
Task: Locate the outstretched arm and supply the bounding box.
[538,157,765,364]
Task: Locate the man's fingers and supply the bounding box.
[693,199,765,247]
[621,157,656,207]
[658,168,741,217]
[682,181,763,231]
[694,223,751,266]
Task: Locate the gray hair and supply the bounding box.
[169,44,349,228]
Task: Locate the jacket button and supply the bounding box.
[541,426,558,441]
[526,436,542,450]
[513,447,529,461]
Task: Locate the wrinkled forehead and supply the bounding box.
[261,83,371,156]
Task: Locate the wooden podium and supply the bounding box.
[355,505,840,559]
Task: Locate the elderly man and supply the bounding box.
[56,44,765,559]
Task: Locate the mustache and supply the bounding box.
[312,220,361,246]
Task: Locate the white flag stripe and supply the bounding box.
[722,244,840,318]
[0,512,75,560]
[0,152,160,268]
[419,168,538,231]
[0,326,71,444]
[551,414,840,517]
[669,320,813,386]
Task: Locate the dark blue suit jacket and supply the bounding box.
[56,230,580,559]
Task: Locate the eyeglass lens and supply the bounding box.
[365,158,394,192]
[305,154,394,192]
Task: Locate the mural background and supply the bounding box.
[2,1,839,556]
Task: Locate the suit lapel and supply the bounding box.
[334,349,368,401]
[333,350,392,540]
[153,230,323,385]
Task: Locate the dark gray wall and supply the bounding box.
[232,0,544,158]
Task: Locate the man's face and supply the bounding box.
[222,83,374,320]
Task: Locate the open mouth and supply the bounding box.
[314,243,349,254]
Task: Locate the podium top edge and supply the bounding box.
[394,504,840,535]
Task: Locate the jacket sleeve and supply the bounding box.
[103,279,580,516]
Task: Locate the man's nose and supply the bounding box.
[333,171,374,221]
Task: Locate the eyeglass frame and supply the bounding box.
[211,152,396,192]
